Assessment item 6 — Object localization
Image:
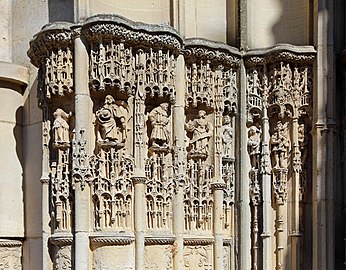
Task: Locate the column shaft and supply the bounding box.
[238,60,251,270]
[213,187,224,270]
[261,109,272,270]
[173,54,185,270]
[134,180,145,270]
[73,36,91,270]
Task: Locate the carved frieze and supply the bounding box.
[184,245,213,270]
[54,245,72,270]
[0,241,22,270]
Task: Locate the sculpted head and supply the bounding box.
[198,110,206,118]
[160,103,169,111]
[223,115,231,125]
[104,95,115,105]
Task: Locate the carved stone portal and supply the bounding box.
[27,14,315,270]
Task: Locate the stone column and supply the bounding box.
[212,183,225,270]
[133,177,145,270]
[213,67,225,270]
[238,60,251,270]
[173,54,185,270]
[133,49,146,270]
[41,110,51,270]
[73,36,91,270]
[290,117,301,270]
[261,105,272,270]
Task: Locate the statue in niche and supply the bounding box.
[185,110,212,157]
[53,108,72,148]
[222,115,233,157]
[248,125,262,169]
[149,103,170,149]
[298,124,308,166]
[95,95,128,148]
[270,121,290,169]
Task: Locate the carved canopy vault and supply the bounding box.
[28,14,315,270]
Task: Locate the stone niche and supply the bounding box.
[28,14,315,270]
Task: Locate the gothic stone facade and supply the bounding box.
[0,1,344,270]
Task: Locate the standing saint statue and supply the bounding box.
[247,125,261,169]
[222,115,234,157]
[185,110,212,156]
[149,103,170,147]
[96,95,127,147]
[270,122,290,168]
[53,108,71,146]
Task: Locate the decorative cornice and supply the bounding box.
[244,44,316,66]
[183,237,214,246]
[0,240,22,247]
[183,38,241,68]
[145,236,175,245]
[28,22,74,67]
[49,233,73,246]
[28,16,316,71]
[90,233,135,246]
[81,14,183,55]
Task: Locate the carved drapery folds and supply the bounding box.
[28,14,316,270]
[245,45,315,270]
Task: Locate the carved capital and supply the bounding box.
[211,183,226,191]
[131,176,147,185]
[90,233,135,247]
[50,233,74,247]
